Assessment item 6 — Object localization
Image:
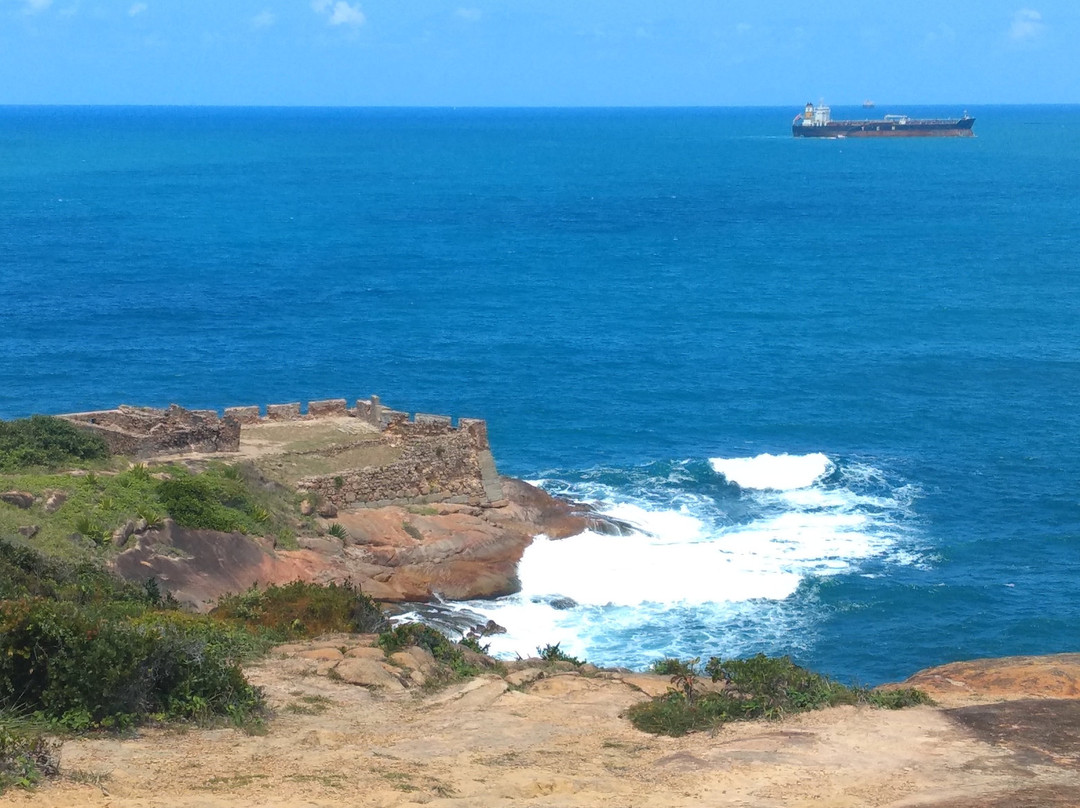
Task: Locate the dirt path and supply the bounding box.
[6,649,1079,808]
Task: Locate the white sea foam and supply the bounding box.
[709,452,833,491]
[461,452,920,668]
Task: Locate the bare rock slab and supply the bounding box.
[333,658,406,691]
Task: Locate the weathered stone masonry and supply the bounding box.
[296,411,505,509]
[59,396,504,509]
[60,404,241,457]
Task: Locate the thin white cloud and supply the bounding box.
[252,9,276,29]
[313,0,364,27]
[128,2,147,16]
[22,0,53,13]
[455,7,481,22]
[328,2,364,26]
[1009,8,1045,42]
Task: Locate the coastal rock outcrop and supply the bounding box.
[110,478,626,608]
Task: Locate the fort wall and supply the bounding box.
[59,395,504,508]
[60,404,241,457]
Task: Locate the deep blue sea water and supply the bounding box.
[2,105,1078,684]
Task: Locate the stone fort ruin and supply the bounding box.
[60,396,503,510]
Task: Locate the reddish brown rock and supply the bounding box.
[899,653,1080,705]
[110,478,632,607]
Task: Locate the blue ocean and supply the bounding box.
[2,105,1078,685]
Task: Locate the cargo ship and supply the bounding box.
[792,101,975,138]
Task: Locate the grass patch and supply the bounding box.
[283,695,334,715]
[285,773,345,788]
[201,773,268,790]
[626,654,933,737]
[0,461,311,561]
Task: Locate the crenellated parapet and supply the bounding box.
[58,395,502,508]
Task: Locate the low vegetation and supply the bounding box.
[0,416,110,473]
[212,580,386,639]
[0,459,310,558]
[536,642,583,666]
[0,718,59,793]
[378,623,494,680]
[0,537,396,792]
[628,654,932,736]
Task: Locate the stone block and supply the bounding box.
[266,403,302,421]
[459,418,490,449]
[381,410,409,428]
[308,398,348,417]
[224,406,261,424]
[414,413,452,426]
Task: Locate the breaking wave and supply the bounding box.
[415,452,923,671]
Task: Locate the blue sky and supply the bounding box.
[1,0,1076,105]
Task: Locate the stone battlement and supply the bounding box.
[59,396,503,507]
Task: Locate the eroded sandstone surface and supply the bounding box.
[7,648,1079,808]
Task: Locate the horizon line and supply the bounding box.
[1,101,1076,110]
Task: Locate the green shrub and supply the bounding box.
[327,523,349,540]
[0,599,264,730]
[627,654,932,737]
[537,642,583,666]
[379,623,455,657]
[0,537,153,605]
[0,416,109,472]
[865,687,934,709]
[155,464,302,540]
[704,653,857,719]
[378,623,483,679]
[625,691,734,737]
[650,658,689,676]
[459,635,490,655]
[157,474,246,533]
[212,580,386,639]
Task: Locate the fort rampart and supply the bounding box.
[59,395,504,508]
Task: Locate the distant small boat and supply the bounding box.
[862,100,875,109]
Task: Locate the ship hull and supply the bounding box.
[792,118,975,138]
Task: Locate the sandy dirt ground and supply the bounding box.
[5,646,1079,808]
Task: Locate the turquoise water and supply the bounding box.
[2,105,1078,683]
